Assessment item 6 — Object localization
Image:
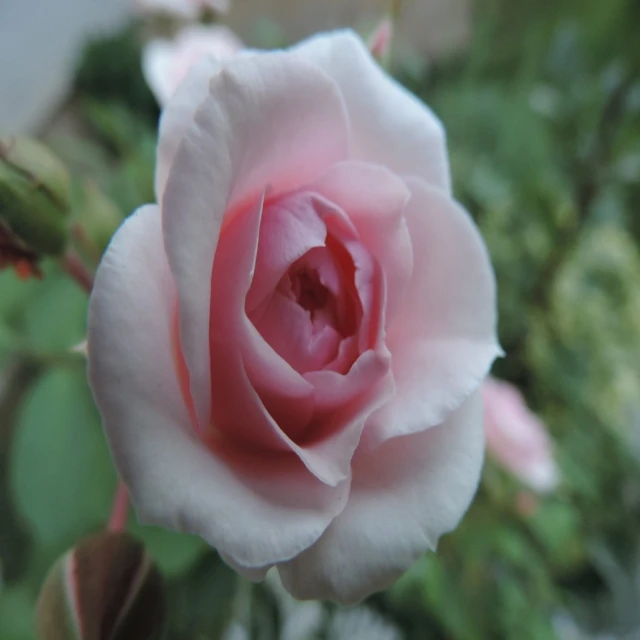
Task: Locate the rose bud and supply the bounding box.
[36,532,164,640]
[482,377,559,494]
[0,137,70,276]
[88,30,501,604]
[367,16,394,64]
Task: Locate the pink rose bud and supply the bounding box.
[36,532,164,640]
[367,16,394,62]
[482,377,560,493]
[88,30,501,604]
[134,0,230,20]
[142,25,243,106]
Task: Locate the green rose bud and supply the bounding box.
[36,532,165,640]
[0,137,71,261]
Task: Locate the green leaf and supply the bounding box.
[0,321,21,363]
[10,369,116,546]
[0,584,36,640]
[24,273,88,352]
[0,269,39,326]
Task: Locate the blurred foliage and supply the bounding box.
[0,0,639,638]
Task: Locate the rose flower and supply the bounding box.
[88,31,501,604]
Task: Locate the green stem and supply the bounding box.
[61,247,94,294]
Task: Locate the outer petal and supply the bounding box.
[155,55,225,201]
[143,26,243,107]
[161,53,350,428]
[366,179,502,445]
[142,40,175,108]
[278,392,485,604]
[292,30,451,191]
[88,205,349,569]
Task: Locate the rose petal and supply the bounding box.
[88,205,349,569]
[143,25,243,106]
[366,178,502,445]
[156,55,225,201]
[278,391,484,604]
[161,52,350,429]
[310,161,413,321]
[209,188,367,487]
[209,190,316,448]
[142,40,175,107]
[246,192,328,314]
[293,30,451,191]
[253,292,343,374]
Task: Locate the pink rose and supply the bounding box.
[482,377,559,493]
[88,31,500,603]
[135,0,229,20]
[367,16,394,62]
[143,25,243,106]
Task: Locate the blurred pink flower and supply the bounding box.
[143,25,243,105]
[367,16,394,61]
[135,0,230,20]
[482,377,559,493]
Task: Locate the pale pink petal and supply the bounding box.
[209,189,315,449]
[292,30,450,191]
[278,391,484,604]
[366,178,502,445]
[292,361,394,495]
[304,350,392,417]
[246,192,328,314]
[142,40,176,107]
[143,26,243,107]
[253,292,342,374]
[88,205,348,569]
[310,161,413,322]
[208,188,369,487]
[155,55,225,200]
[161,53,350,429]
[483,377,559,493]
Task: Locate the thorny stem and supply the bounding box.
[108,481,129,532]
[61,247,94,294]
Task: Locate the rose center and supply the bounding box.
[290,268,329,314]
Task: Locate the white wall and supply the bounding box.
[0,0,470,133]
[0,0,131,133]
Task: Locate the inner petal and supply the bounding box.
[251,246,356,374]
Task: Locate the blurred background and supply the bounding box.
[1,0,639,638]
